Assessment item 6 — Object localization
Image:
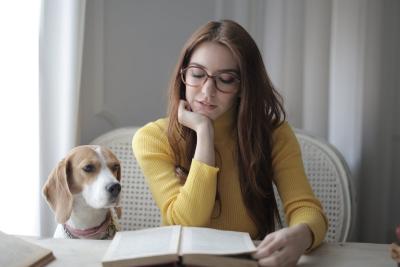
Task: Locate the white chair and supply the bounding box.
[274,129,353,243]
[91,127,353,242]
[298,129,353,242]
[91,127,162,231]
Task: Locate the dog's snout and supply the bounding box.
[106,183,121,197]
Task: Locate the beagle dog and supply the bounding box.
[42,145,122,239]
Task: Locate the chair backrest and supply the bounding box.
[275,129,353,242]
[90,127,162,231]
[91,127,353,242]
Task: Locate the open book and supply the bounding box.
[102,226,258,267]
[0,231,55,267]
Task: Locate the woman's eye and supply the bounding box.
[191,72,205,78]
[189,69,205,78]
[218,75,236,84]
[83,164,95,173]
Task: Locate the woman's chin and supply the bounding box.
[195,110,217,120]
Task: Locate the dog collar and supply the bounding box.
[63,212,116,240]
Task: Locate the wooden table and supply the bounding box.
[298,242,393,266]
[22,237,394,266]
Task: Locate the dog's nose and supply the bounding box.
[106,183,121,197]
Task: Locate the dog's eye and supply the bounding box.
[83,164,95,173]
[111,164,120,172]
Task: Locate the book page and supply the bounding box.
[180,227,256,255]
[103,226,181,261]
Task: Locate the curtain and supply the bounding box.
[261,0,400,243]
[39,0,86,237]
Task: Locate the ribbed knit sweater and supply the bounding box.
[132,109,327,250]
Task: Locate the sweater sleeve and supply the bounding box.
[272,122,328,251]
[132,121,219,226]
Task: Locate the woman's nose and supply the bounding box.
[201,78,217,97]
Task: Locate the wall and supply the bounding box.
[80,0,217,144]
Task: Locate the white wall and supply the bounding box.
[79,0,400,243]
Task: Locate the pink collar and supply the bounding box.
[63,212,116,239]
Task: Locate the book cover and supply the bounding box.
[0,231,55,267]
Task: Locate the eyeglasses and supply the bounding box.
[180,65,240,94]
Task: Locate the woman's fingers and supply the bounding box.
[253,225,313,267]
[177,99,211,132]
[177,100,193,127]
[257,232,275,248]
[256,245,297,267]
[177,100,187,120]
[254,234,285,259]
[257,250,287,267]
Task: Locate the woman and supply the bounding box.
[132,20,327,267]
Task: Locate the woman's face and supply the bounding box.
[184,42,240,120]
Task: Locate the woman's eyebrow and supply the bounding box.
[188,62,239,73]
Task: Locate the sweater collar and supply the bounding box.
[213,105,237,144]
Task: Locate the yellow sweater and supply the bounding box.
[132,109,327,250]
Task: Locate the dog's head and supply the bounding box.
[42,145,122,224]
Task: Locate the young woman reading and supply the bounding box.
[132,20,328,267]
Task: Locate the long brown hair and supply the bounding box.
[167,20,286,238]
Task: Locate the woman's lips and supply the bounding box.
[195,100,217,111]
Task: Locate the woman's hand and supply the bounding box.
[178,100,212,132]
[178,100,215,166]
[253,224,313,267]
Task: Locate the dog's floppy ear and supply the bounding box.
[42,158,73,224]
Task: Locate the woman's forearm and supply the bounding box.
[193,121,215,166]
